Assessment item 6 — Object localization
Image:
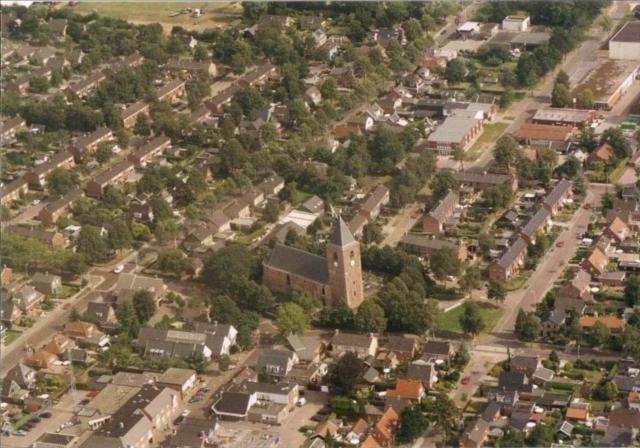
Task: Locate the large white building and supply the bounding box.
[609,21,640,60]
[502,15,530,32]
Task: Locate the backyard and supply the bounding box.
[436,301,503,335]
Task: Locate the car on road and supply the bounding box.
[583,203,591,209]
[32,199,40,205]
[461,377,470,385]
[113,264,124,273]
[297,397,307,407]
[555,241,564,248]
[181,410,191,418]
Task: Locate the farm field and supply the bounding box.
[70,2,241,31]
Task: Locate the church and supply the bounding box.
[262,217,364,310]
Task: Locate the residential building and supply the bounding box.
[422,340,453,361]
[502,15,530,32]
[136,326,234,360]
[488,237,528,282]
[157,368,197,397]
[128,135,171,167]
[85,160,135,198]
[113,273,167,303]
[0,178,29,206]
[400,235,467,261]
[582,246,608,277]
[156,79,186,102]
[454,171,518,193]
[423,191,458,234]
[121,101,150,128]
[331,331,378,358]
[512,123,574,150]
[31,272,62,296]
[68,127,113,162]
[543,180,572,214]
[166,58,217,77]
[38,189,82,225]
[255,349,298,379]
[532,108,596,127]
[14,285,45,312]
[6,226,67,248]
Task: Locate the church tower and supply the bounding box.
[326,217,364,310]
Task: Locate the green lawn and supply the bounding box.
[467,122,510,157]
[436,302,503,334]
[504,276,527,291]
[3,329,21,346]
[70,2,241,31]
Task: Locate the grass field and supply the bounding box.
[70,2,241,31]
[436,302,503,335]
[465,122,510,160]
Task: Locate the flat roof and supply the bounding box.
[611,21,640,43]
[427,116,479,144]
[573,59,640,102]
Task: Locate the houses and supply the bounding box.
[66,70,107,98]
[422,340,454,362]
[136,324,236,360]
[605,216,630,243]
[38,189,82,225]
[68,127,113,162]
[559,269,592,300]
[166,58,217,77]
[128,134,171,167]
[348,184,390,237]
[85,160,135,198]
[331,331,378,358]
[588,143,615,164]
[24,151,75,190]
[256,349,298,379]
[287,334,324,364]
[0,178,29,206]
[6,226,67,248]
[582,246,609,277]
[113,273,167,303]
[488,237,528,282]
[425,116,483,155]
[157,368,197,397]
[0,116,26,142]
[31,272,61,296]
[400,235,467,261]
[156,79,186,102]
[454,171,518,193]
[542,180,572,214]
[423,191,458,234]
[518,208,551,244]
[121,101,150,128]
[579,315,626,332]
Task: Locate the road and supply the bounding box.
[450,182,606,406]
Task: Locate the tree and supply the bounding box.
[527,423,554,447]
[185,351,208,373]
[602,127,632,159]
[453,342,470,368]
[493,135,519,170]
[132,289,156,324]
[218,354,230,371]
[202,245,255,292]
[430,247,461,281]
[276,303,309,337]
[515,310,541,341]
[459,265,482,299]
[116,301,140,338]
[625,275,640,307]
[362,223,383,244]
[501,428,525,447]
[396,405,428,444]
[430,171,456,201]
[593,380,618,401]
[459,302,485,336]
[453,147,465,171]
[551,82,571,108]
[327,352,363,395]
[262,201,279,223]
[77,225,109,263]
[576,88,593,109]
[487,281,507,302]
[134,114,151,136]
[96,144,113,164]
[107,219,133,250]
[589,321,610,347]
[157,249,186,275]
[549,349,560,363]
[193,43,209,61]
[354,300,387,333]
[46,168,79,196]
[29,76,49,93]
[444,58,466,83]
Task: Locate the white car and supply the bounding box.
[113,264,124,274]
[181,410,191,418]
[296,398,306,407]
[32,199,41,205]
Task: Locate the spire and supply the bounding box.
[328,216,356,247]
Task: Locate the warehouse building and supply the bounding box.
[425,116,483,155]
[609,21,640,60]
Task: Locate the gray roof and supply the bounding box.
[256,349,295,376]
[520,208,550,238]
[510,355,539,372]
[213,392,253,416]
[480,401,502,422]
[611,21,640,43]
[498,371,529,391]
[496,237,527,268]
[543,180,571,209]
[406,361,435,386]
[533,366,555,382]
[362,366,380,383]
[300,195,324,214]
[510,32,551,46]
[429,191,457,222]
[328,216,356,247]
[265,244,329,285]
[422,340,451,356]
[331,331,375,348]
[427,116,479,144]
[164,417,217,448]
[454,171,514,187]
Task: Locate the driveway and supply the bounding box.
[277,390,329,448]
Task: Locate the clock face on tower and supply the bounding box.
[350,259,355,267]
[333,260,338,267]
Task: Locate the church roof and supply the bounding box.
[265,244,329,285]
[329,216,356,247]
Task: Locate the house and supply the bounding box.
[1,266,13,287]
[255,349,298,379]
[582,247,608,277]
[121,101,150,128]
[386,379,425,401]
[406,360,438,389]
[510,355,540,376]
[14,285,44,312]
[24,351,57,369]
[68,127,113,162]
[6,226,67,248]
[4,363,36,390]
[331,331,378,358]
[532,108,596,127]
[454,171,518,193]
[156,79,186,102]
[128,135,171,167]
[559,269,591,300]
[488,237,528,282]
[460,418,490,448]
[422,340,453,361]
[502,15,530,32]
[579,315,625,332]
[287,334,324,363]
[223,199,251,220]
[31,272,62,296]
[519,208,551,244]
[457,21,480,39]
[136,325,234,360]
[383,335,418,361]
[157,368,197,397]
[423,191,458,234]
[113,273,167,303]
[257,175,285,196]
[38,189,82,225]
[304,86,322,106]
[163,417,217,448]
[85,160,135,198]
[605,216,630,243]
[359,185,390,221]
[543,180,573,214]
[588,143,615,164]
[363,407,399,447]
[80,385,179,448]
[45,333,74,356]
[566,401,590,422]
[300,195,324,214]
[64,320,99,339]
[85,298,116,330]
[1,298,22,327]
[212,391,257,421]
[0,116,26,141]
[400,236,467,261]
[0,178,29,206]
[166,58,217,77]
[66,70,106,98]
[497,371,531,392]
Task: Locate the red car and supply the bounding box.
[556,241,564,248]
[461,377,470,385]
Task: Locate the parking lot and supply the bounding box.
[277,390,329,448]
